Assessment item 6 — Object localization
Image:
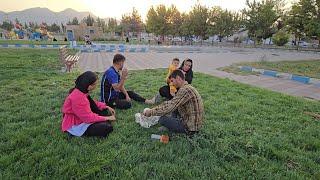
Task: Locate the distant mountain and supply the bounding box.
[0,7,103,25]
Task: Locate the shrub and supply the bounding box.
[272,30,289,46]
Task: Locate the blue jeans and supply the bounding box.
[159,116,186,133]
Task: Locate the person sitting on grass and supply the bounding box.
[100,54,155,109]
[158,58,194,100]
[143,69,204,135]
[61,71,116,138]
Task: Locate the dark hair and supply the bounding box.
[179,58,193,70]
[170,69,185,80]
[172,58,179,62]
[113,54,126,64]
[179,58,193,84]
[70,71,98,94]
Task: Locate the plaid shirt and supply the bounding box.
[150,82,204,131]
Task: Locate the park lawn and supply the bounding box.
[220,60,320,79]
[0,49,320,179]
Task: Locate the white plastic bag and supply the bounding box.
[135,108,160,128]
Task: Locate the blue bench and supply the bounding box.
[53,44,59,48]
[81,49,89,52]
[140,47,147,52]
[93,49,100,52]
[28,44,35,48]
[40,45,47,48]
[15,44,22,47]
[240,66,253,72]
[129,48,136,52]
[291,75,310,84]
[118,48,125,52]
[263,70,278,77]
[2,44,9,47]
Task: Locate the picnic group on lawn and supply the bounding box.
[61,54,204,138]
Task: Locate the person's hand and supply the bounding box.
[107,106,115,115]
[106,115,116,121]
[125,95,131,102]
[143,109,152,117]
[122,68,128,79]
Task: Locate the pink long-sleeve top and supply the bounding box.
[61,88,107,131]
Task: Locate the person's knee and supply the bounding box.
[117,101,132,109]
[159,116,168,125]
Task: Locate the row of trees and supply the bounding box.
[1,0,319,46]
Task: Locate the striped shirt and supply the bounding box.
[150,82,204,131]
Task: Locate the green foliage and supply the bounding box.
[1,49,320,178]
[242,0,282,42]
[189,4,209,40]
[272,30,289,46]
[120,8,143,37]
[208,7,240,41]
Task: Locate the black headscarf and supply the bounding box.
[179,59,193,84]
[74,71,98,94]
[69,71,101,114]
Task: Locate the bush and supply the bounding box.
[272,30,289,46]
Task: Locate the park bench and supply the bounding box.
[59,45,80,72]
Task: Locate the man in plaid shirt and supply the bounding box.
[143,70,204,134]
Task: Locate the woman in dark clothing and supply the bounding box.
[158,59,194,100]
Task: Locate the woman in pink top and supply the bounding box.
[62,71,116,137]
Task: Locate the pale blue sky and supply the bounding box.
[0,0,295,20]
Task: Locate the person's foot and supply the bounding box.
[145,97,156,105]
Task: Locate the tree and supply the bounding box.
[168,5,183,38]
[1,21,14,31]
[82,14,95,26]
[303,0,320,47]
[146,5,171,41]
[242,0,282,44]
[208,6,237,42]
[48,23,60,33]
[96,17,106,32]
[107,18,118,33]
[189,4,209,42]
[272,30,289,46]
[71,17,79,25]
[119,8,143,38]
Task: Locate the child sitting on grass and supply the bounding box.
[166,58,180,97]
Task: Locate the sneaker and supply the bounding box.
[145,97,155,105]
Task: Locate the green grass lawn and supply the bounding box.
[0,39,149,45]
[1,49,320,179]
[220,60,320,79]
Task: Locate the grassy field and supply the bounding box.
[220,60,320,79]
[0,49,320,179]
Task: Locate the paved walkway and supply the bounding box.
[77,47,320,100]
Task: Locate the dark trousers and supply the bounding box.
[159,85,173,100]
[107,91,146,109]
[69,108,113,138]
[159,116,186,133]
[83,121,113,138]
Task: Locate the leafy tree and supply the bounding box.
[71,17,79,25]
[208,6,237,42]
[242,0,282,44]
[272,30,289,46]
[48,23,60,33]
[146,5,170,41]
[96,17,106,32]
[82,15,95,26]
[189,4,209,42]
[107,18,118,33]
[168,5,183,38]
[1,21,14,31]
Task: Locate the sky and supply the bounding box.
[0,0,295,21]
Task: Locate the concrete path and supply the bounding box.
[77,47,320,100]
